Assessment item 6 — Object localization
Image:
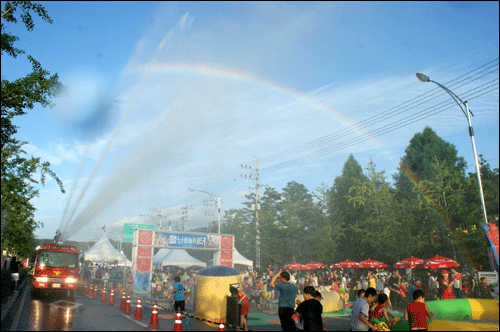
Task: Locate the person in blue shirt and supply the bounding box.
[271,270,298,331]
[407,279,417,303]
[172,276,188,312]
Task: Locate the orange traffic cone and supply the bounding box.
[173,308,183,331]
[133,297,142,320]
[119,291,126,309]
[148,301,159,329]
[218,319,225,331]
[108,289,115,306]
[123,294,131,314]
[93,285,97,298]
[101,288,106,302]
[88,284,93,297]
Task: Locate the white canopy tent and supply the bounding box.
[84,233,132,266]
[153,248,206,268]
[233,247,253,268]
[152,248,172,265]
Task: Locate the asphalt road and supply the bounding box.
[1,280,354,331]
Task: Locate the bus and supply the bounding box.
[31,244,80,298]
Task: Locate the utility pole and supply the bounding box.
[140,204,167,230]
[203,198,216,225]
[181,199,193,231]
[241,155,261,270]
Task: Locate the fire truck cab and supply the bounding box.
[31,244,80,298]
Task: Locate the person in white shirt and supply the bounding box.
[428,272,438,300]
[350,287,379,331]
[312,274,319,288]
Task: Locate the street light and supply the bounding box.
[188,188,221,234]
[416,72,488,225]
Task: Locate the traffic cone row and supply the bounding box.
[148,301,159,329]
[123,294,131,314]
[95,290,161,329]
[133,297,142,320]
[173,308,183,331]
[119,291,126,309]
[108,289,115,306]
[218,319,225,331]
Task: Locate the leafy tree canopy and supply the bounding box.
[1,1,64,258]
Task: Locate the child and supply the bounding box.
[296,287,323,331]
[349,287,379,331]
[230,286,249,329]
[404,289,434,331]
[171,276,188,313]
[383,282,392,311]
[357,289,365,299]
[369,293,396,325]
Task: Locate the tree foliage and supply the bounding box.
[1,1,64,258]
[218,128,498,272]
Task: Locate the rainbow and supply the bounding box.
[128,61,388,156]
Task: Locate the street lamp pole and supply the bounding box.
[188,188,221,234]
[416,72,488,225]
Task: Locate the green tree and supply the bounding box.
[258,186,283,268]
[328,154,368,262]
[347,159,401,262]
[276,181,322,263]
[394,127,468,261]
[1,1,64,257]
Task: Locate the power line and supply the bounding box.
[173,58,499,220]
[262,82,498,173]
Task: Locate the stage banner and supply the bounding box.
[133,229,154,293]
[154,231,221,249]
[481,223,499,270]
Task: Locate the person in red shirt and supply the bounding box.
[238,288,250,329]
[230,286,250,329]
[404,289,434,331]
[440,270,454,300]
[369,293,396,325]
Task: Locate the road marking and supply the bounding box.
[121,313,149,328]
[49,300,83,310]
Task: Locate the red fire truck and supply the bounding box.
[31,244,80,297]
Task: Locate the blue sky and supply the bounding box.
[1,1,498,242]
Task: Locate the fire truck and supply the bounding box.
[31,243,80,297]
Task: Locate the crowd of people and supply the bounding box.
[148,268,197,309]
[78,262,498,331]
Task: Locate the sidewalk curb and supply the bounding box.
[1,277,27,322]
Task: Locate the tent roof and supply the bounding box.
[153,249,206,268]
[84,233,131,265]
[233,248,253,267]
[152,249,172,265]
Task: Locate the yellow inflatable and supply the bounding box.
[295,290,344,312]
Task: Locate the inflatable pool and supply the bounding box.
[379,299,499,331]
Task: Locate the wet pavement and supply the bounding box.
[2,280,355,331]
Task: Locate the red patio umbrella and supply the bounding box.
[357,259,387,269]
[416,256,460,269]
[283,262,306,270]
[393,256,425,269]
[330,260,359,269]
[303,261,327,270]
